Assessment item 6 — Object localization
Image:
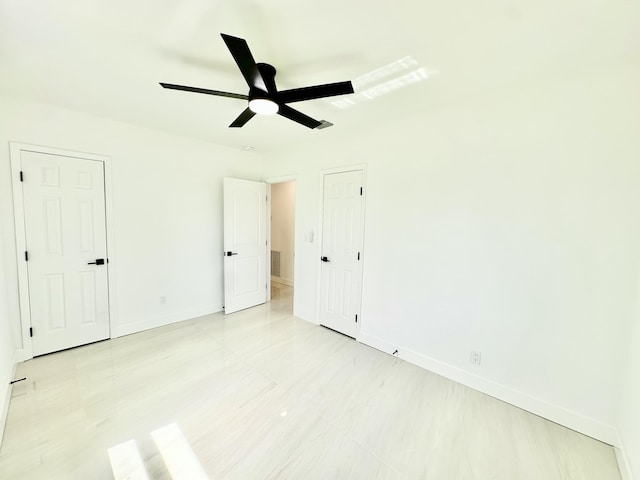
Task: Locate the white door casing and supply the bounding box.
[319,169,365,338]
[223,177,267,314]
[21,150,110,356]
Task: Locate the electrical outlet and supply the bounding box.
[470,350,482,365]
[159,296,167,304]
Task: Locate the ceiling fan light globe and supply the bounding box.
[249,98,279,115]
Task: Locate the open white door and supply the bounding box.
[223,177,267,314]
[21,150,110,355]
[319,170,365,338]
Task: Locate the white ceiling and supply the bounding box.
[1,0,638,153]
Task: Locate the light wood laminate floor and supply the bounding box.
[0,285,621,479]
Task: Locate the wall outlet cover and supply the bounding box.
[471,350,482,365]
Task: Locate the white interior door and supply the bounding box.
[21,150,110,356]
[223,177,267,314]
[319,170,365,337]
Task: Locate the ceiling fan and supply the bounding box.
[160,34,355,129]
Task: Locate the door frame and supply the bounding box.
[264,174,297,305]
[315,164,367,340]
[10,142,117,361]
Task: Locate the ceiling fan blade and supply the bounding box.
[160,83,248,100]
[229,107,256,128]
[220,34,268,92]
[278,104,322,129]
[277,81,354,104]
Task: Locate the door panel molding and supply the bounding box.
[10,142,116,360]
[316,164,367,339]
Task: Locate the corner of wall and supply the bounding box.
[615,437,635,480]
[0,348,18,447]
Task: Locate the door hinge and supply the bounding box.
[357,252,360,260]
[355,314,358,323]
[25,251,28,262]
[29,327,33,337]
[20,171,24,182]
[360,187,363,196]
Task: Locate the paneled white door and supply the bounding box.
[319,170,365,338]
[21,151,110,356]
[223,177,267,314]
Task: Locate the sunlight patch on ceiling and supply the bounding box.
[360,67,432,99]
[355,56,420,86]
[330,56,439,108]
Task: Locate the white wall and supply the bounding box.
[263,57,640,445]
[0,95,264,346]
[270,181,295,286]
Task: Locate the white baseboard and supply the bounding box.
[358,332,619,446]
[113,304,223,338]
[615,435,635,480]
[271,276,293,287]
[0,349,19,447]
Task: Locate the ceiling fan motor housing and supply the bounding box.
[255,63,277,96]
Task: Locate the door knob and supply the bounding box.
[226,251,238,256]
[321,256,330,262]
[88,258,105,265]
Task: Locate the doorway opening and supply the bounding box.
[269,180,295,314]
